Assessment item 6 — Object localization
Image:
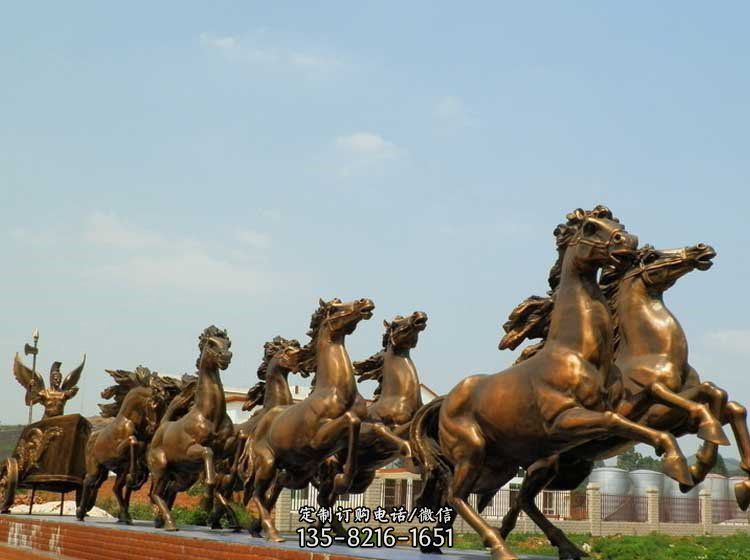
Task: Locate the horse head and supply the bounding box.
[555,205,638,274]
[299,297,374,375]
[383,311,428,352]
[611,243,716,293]
[196,325,232,372]
[257,336,310,380]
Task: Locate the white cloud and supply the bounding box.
[236,228,271,249]
[335,132,401,175]
[199,32,339,77]
[81,212,272,294]
[336,132,398,157]
[84,211,171,250]
[332,132,402,178]
[704,330,750,354]
[435,95,478,127]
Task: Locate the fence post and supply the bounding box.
[275,487,293,532]
[646,487,660,532]
[699,490,712,535]
[586,482,602,536]
[365,477,384,514]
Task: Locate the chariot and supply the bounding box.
[0,414,91,514]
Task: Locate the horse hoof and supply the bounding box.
[735,480,750,511]
[164,524,178,532]
[663,455,693,488]
[420,544,443,554]
[696,421,730,446]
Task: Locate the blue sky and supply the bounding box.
[1,3,749,460]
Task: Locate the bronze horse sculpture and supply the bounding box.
[146,326,239,531]
[244,297,374,542]
[207,335,309,530]
[410,206,694,560]
[76,367,181,523]
[496,242,750,556]
[314,311,427,533]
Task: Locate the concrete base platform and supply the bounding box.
[0,514,553,560]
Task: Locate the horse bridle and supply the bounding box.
[621,247,690,282]
[568,221,627,250]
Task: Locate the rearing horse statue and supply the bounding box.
[245,297,373,542]
[497,242,750,558]
[314,311,427,534]
[76,367,182,524]
[146,325,237,531]
[411,206,692,560]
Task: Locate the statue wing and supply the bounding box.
[13,353,45,406]
[62,354,86,391]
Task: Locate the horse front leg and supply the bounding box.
[310,412,361,494]
[500,456,586,560]
[186,444,216,513]
[722,400,750,510]
[550,408,692,487]
[362,421,412,458]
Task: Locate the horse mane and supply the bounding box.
[243,381,266,413]
[353,351,386,399]
[196,325,229,368]
[299,299,337,377]
[257,336,300,380]
[161,373,198,422]
[499,205,620,363]
[98,366,155,418]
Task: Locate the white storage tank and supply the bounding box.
[588,467,631,495]
[704,473,730,502]
[630,469,665,496]
[662,476,701,523]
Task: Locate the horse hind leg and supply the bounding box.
[648,382,729,446]
[113,471,133,524]
[501,457,586,560]
[449,458,519,560]
[721,400,750,510]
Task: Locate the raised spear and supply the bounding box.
[24,329,39,424]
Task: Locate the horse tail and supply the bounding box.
[410,397,451,480]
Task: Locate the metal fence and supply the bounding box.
[659,495,699,523]
[713,499,747,524]
[601,494,647,522]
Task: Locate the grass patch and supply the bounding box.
[454,532,750,559]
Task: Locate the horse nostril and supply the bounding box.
[697,243,707,250]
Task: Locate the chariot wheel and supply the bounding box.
[0,458,18,513]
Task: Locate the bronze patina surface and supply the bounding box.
[496,242,750,552]
[244,297,373,542]
[146,326,238,531]
[409,206,699,560]
[77,367,183,524]
[14,354,86,419]
[313,311,427,534]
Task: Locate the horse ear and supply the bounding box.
[319,298,326,307]
[383,319,390,328]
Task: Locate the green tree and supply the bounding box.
[710,454,728,476]
[616,448,663,472]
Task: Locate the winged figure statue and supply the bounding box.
[13,353,86,419]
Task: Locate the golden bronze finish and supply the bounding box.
[497,241,750,554]
[208,336,309,531]
[0,414,91,514]
[14,354,86,419]
[410,206,699,560]
[313,311,427,535]
[76,367,183,524]
[146,326,238,531]
[244,297,373,542]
